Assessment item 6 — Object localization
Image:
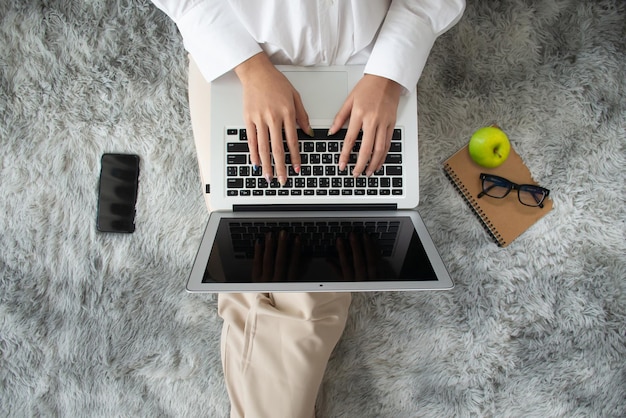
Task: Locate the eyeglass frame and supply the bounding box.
[477,173,550,208]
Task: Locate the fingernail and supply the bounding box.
[339,162,346,171]
[327,128,334,136]
[366,169,373,177]
[294,165,301,174]
[307,127,315,137]
[278,175,287,186]
[252,164,258,171]
[264,174,272,183]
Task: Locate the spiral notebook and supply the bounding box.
[443,144,553,247]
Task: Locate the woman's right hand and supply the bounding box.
[234,52,313,186]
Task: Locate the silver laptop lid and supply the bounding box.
[187,210,453,293]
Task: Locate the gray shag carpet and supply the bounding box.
[1,1,625,416]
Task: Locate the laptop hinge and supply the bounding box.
[233,203,397,212]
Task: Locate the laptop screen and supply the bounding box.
[201,216,438,284]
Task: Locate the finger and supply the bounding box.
[339,115,362,173]
[274,230,288,281]
[262,232,275,282]
[269,121,287,185]
[365,125,392,177]
[257,124,273,182]
[350,232,366,280]
[283,117,301,176]
[246,122,260,169]
[354,121,375,177]
[287,235,301,280]
[329,97,352,136]
[251,238,263,282]
[293,92,313,137]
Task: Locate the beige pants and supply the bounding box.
[187,57,352,418]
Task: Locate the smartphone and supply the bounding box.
[96,154,140,233]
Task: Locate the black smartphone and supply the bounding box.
[96,153,140,233]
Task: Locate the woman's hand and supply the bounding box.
[235,52,313,185]
[329,74,403,177]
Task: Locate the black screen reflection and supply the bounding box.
[203,217,438,283]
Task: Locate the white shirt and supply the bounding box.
[151,0,465,93]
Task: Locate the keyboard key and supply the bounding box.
[386,166,402,175]
[227,143,249,152]
[385,154,402,164]
[227,179,244,188]
[228,155,247,165]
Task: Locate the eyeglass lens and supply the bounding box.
[518,185,547,206]
[481,176,511,198]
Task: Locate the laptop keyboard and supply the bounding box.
[229,219,400,258]
[225,128,404,197]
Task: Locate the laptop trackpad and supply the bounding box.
[283,71,348,121]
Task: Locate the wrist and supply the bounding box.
[363,74,403,98]
[234,52,273,83]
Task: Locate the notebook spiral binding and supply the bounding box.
[443,165,505,246]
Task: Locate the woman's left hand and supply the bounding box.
[329,74,403,177]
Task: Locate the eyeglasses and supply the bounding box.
[478,173,550,208]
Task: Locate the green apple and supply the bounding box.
[468,125,511,168]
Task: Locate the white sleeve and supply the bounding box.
[150,0,262,82]
[364,0,466,94]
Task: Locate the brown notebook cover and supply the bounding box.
[443,144,553,247]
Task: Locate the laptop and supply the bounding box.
[186,64,453,292]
